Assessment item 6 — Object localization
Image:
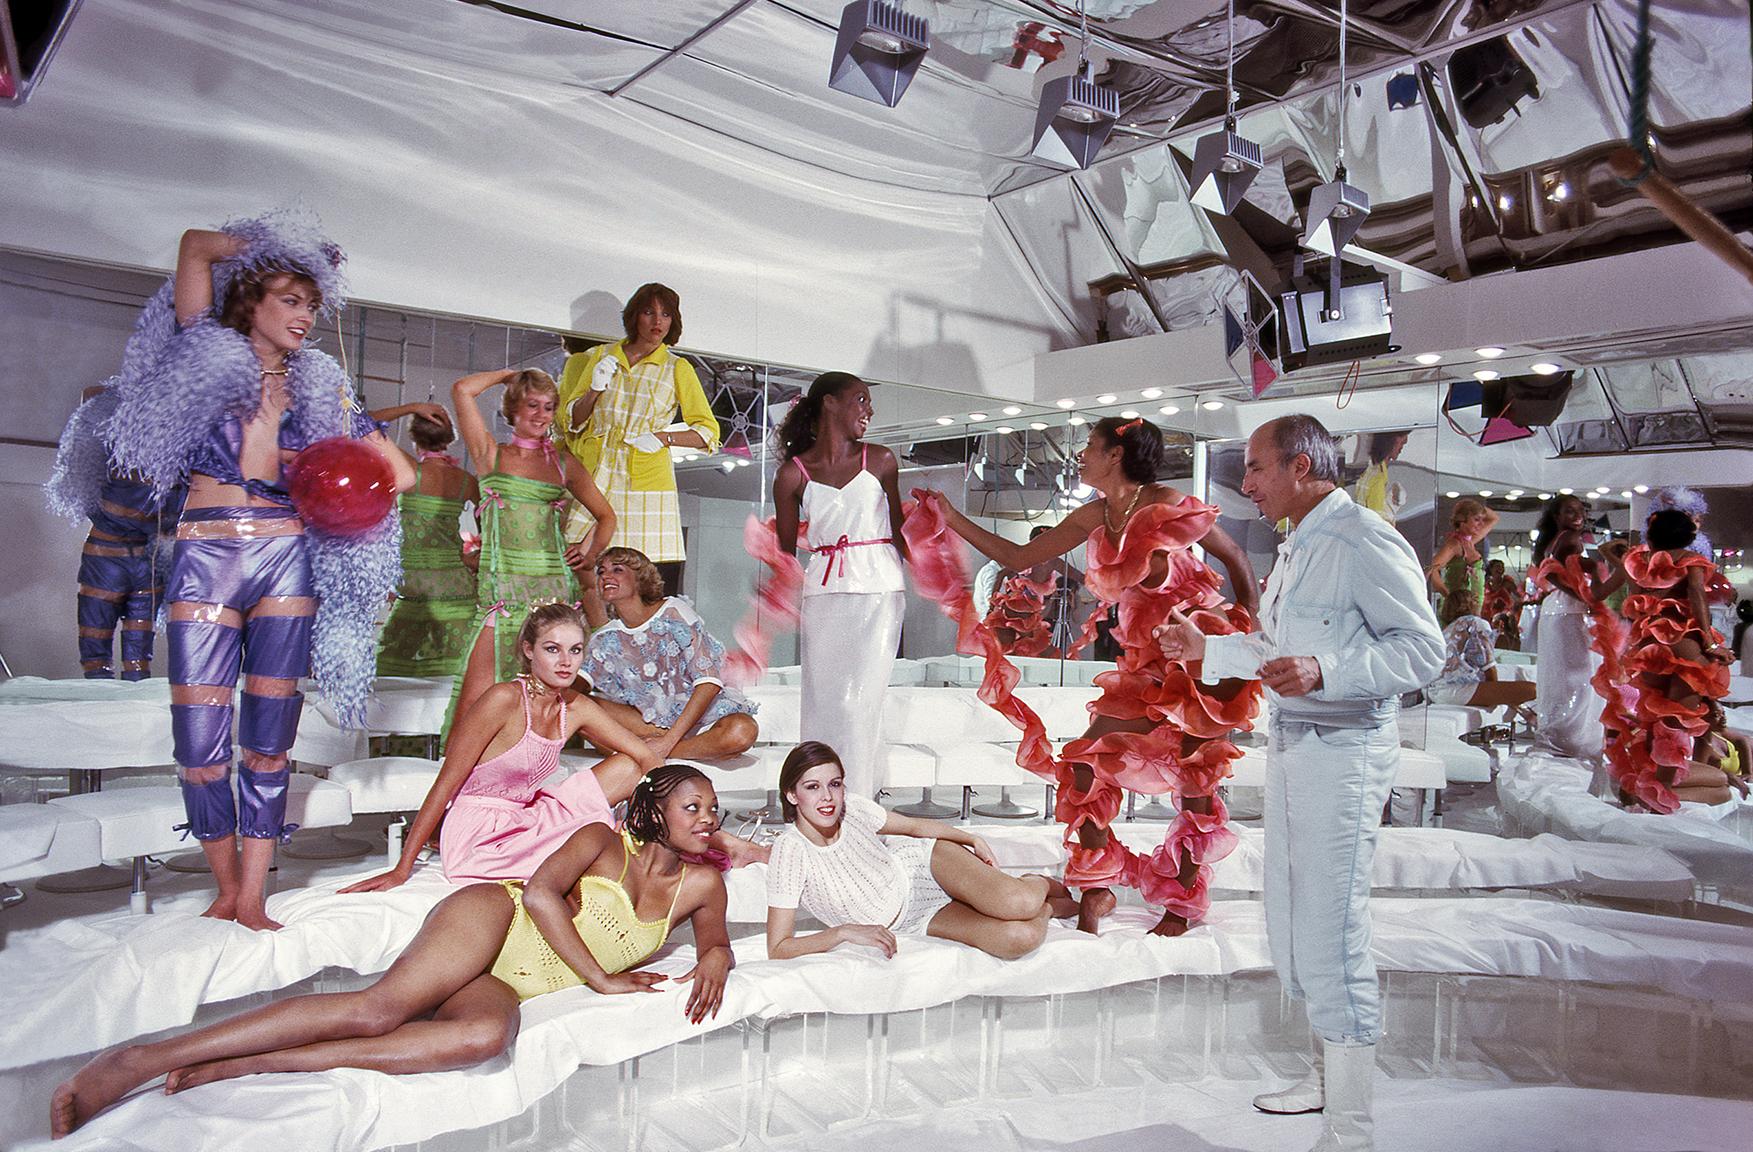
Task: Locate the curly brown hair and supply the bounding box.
[596,546,666,606]
[219,268,322,337]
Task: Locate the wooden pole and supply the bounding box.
[1608,147,1753,289]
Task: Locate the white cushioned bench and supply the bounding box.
[46,775,353,912]
[0,803,103,891]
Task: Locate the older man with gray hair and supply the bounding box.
[1155,414,1442,1152]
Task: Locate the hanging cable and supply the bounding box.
[1224,0,1236,127]
[1335,0,1348,179]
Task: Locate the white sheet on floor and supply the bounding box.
[27,897,1753,1152]
[0,824,1697,1069]
[1497,749,1753,891]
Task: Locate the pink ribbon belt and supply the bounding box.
[812,534,893,586]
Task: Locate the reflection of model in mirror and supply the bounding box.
[981,525,1085,658]
[919,416,1261,938]
[772,373,910,800]
[47,384,185,680]
[370,404,479,677]
[1529,494,1608,760]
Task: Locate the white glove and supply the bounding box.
[590,356,618,393]
[628,431,665,453]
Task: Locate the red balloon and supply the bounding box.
[287,437,396,535]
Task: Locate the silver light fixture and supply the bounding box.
[829,1,929,108]
[1189,0,1262,215]
[1030,2,1118,170]
[1302,0,1370,255]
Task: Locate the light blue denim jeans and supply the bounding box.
[1265,718,1401,1045]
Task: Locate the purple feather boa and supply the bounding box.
[45,387,119,522]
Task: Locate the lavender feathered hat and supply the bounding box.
[1647,486,1713,557]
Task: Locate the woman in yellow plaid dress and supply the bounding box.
[558,284,720,625]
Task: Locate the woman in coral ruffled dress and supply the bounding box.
[921,416,1260,936]
[1600,509,1735,811]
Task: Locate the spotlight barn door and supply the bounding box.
[1,0,82,107]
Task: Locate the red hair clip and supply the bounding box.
[1114,417,1144,435]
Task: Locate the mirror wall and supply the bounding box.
[5,249,1749,700]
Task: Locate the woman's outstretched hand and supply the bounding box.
[1153,607,1206,663]
[338,866,411,895]
[592,971,668,996]
[677,948,732,1023]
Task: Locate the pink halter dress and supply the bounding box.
[439,678,614,883]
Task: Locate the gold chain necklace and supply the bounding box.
[1104,485,1143,533]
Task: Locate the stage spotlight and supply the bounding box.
[995,425,1014,434]
[1530,362,1561,375]
[829,1,929,108]
[1201,399,1225,411]
[1158,405,1181,416]
[1030,60,1119,170]
[1056,398,1075,409]
[1188,0,1261,216]
[1002,405,1022,416]
[1096,394,1117,404]
[1633,484,1649,494]
[1445,490,1461,499]
[1414,353,1442,365]
[1067,415,1087,426]
[1303,173,1371,256]
[968,411,988,420]
[935,416,954,426]
[1140,388,1163,399]
[1029,422,1047,430]
[1120,410,1139,419]
[1191,125,1263,216]
[1475,346,1505,358]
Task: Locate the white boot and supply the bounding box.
[1252,1033,1324,1114]
[1309,1040,1375,1151]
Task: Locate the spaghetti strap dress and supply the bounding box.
[440,679,613,883]
[443,448,580,732]
[377,460,477,676]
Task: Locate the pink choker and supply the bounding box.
[510,434,557,465]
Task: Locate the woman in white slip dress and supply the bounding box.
[773,372,908,799]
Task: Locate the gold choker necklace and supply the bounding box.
[261,366,290,377]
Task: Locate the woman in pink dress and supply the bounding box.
[341,603,657,890]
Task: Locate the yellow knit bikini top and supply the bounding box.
[492,829,687,1002]
[575,830,687,972]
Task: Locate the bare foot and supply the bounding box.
[233,907,284,932]
[200,894,238,922]
[50,1048,149,1138]
[165,1055,256,1095]
[1075,887,1116,934]
[718,835,770,869]
[1148,910,1191,938]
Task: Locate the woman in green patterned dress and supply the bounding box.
[447,368,615,733]
[373,404,480,677]
[1426,496,1497,619]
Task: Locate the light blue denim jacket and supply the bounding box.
[1203,489,1444,727]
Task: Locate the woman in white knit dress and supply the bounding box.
[765,742,1075,960]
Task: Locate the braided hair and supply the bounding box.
[624,764,714,846]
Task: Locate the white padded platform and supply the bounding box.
[32,896,1753,1152]
[327,757,443,814]
[0,824,1697,1071]
[45,776,352,862]
[1498,749,1753,896]
[0,804,102,883]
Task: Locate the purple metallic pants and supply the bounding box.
[76,533,161,679]
[166,507,314,842]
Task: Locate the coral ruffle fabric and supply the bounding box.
[1593,546,1732,813]
[982,570,1060,657]
[723,515,805,688]
[903,493,1261,918]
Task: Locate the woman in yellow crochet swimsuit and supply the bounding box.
[49,765,732,1139]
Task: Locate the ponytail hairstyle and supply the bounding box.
[1091,414,1165,484]
[500,368,559,424]
[514,602,587,675]
[775,371,863,461]
[624,764,714,846]
[777,740,844,822]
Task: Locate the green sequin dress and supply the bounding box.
[443,466,579,732]
[1438,533,1486,619]
[376,468,478,677]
